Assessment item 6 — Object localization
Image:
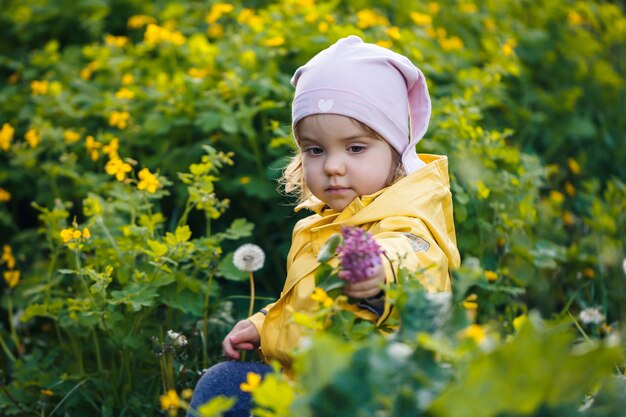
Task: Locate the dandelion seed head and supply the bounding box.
[233,243,265,272]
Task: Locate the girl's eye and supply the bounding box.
[303,146,323,155]
[347,145,366,153]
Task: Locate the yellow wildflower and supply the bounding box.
[425,27,437,38]
[64,130,81,144]
[240,372,261,392]
[562,211,575,226]
[206,3,234,24]
[502,38,517,56]
[40,389,54,396]
[85,135,102,161]
[410,12,432,26]
[105,34,129,48]
[356,9,388,29]
[239,50,257,69]
[144,24,186,46]
[122,74,134,85]
[513,314,528,331]
[1,245,16,269]
[462,293,478,310]
[583,267,595,279]
[159,390,180,415]
[475,180,490,199]
[567,10,584,26]
[549,190,565,203]
[564,181,576,196]
[3,270,20,288]
[0,188,11,202]
[239,176,251,185]
[462,324,486,343]
[128,14,156,29]
[238,9,264,32]
[376,40,393,49]
[428,2,440,14]
[25,129,40,148]
[484,17,496,31]
[459,3,478,13]
[207,24,224,38]
[567,158,581,175]
[188,67,211,79]
[386,26,401,41]
[49,81,62,96]
[311,287,333,308]
[115,87,135,100]
[181,388,193,400]
[263,36,285,47]
[31,80,49,95]
[0,123,15,151]
[109,111,130,129]
[439,36,464,51]
[318,21,329,33]
[60,226,90,244]
[484,270,498,282]
[137,168,160,193]
[105,156,133,181]
[102,137,119,158]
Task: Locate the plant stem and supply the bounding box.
[241,271,256,363]
[202,272,214,369]
[247,271,256,318]
[6,296,21,355]
[0,330,16,362]
[92,328,104,373]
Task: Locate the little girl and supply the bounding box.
[187,35,460,416]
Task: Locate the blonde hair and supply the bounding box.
[279,117,406,204]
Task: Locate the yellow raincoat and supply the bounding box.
[248,154,460,367]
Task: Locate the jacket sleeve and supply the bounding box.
[247,302,276,334]
[369,216,452,326]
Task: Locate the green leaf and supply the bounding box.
[147,240,168,257]
[317,233,340,262]
[110,283,159,312]
[252,373,295,417]
[220,218,254,240]
[427,322,621,417]
[216,252,248,282]
[175,225,192,243]
[315,265,345,294]
[197,395,236,417]
[221,115,238,134]
[195,111,222,133]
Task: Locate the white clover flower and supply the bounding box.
[167,330,188,347]
[233,244,265,272]
[578,307,605,325]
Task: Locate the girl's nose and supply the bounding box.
[323,153,346,176]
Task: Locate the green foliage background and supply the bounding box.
[0,0,624,416]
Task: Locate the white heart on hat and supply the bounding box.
[317,99,334,112]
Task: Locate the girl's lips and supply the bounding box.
[326,187,350,194]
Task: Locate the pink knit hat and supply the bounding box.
[291,35,431,173]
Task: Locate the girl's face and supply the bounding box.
[297,114,395,212]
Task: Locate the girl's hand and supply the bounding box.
[342,263,385,299]
[222,319,260,360]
